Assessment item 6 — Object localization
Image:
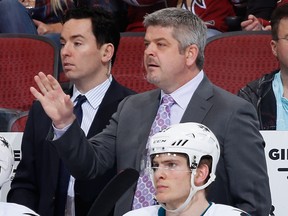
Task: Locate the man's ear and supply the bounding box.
[102,43,114,63]
[185,44,198,66]
[194,164,210,186]
[271,40,278,58]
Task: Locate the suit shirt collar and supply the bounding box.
[159,70,204,124]
[71,75,112,109]
[162,70,203,108]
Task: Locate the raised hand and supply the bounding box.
[30,72,75,129]
[33,19,51,35]
[33,19,63,35]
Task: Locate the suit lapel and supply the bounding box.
[181,75,214,123]
[135,89,161,168]
[138,89,161,132]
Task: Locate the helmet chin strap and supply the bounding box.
[157,169,216,214]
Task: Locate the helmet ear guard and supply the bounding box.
[147,122,220,213]
[0,136,14,188]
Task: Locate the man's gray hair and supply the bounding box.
[143,8,207,69]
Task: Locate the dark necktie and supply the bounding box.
[55,95,87,215]
[73,95,87,125]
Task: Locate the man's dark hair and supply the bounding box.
[271,4,288,41]
[63,7,120,65]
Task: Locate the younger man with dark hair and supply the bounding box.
[7,7,135,216]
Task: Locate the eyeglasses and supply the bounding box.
[275,36,288,42]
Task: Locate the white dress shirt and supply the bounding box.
[165,70,204,124]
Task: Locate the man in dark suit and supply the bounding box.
[29,8,271,216]
[7,7,135,216]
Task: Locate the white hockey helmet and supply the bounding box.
[149,122,220,177]
[0,136,14,187]
[148,122,220,213]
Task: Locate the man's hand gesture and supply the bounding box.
[30,72,76,129]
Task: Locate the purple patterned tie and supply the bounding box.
[133,94,175,209]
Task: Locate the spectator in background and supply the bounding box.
[0,0,127,35]
[29,7,271,216]
[238,4,288,130]
[7,7,135,216]
[0,136,38,216]
[175,0,235,37]
[122,0,235,38]
[77,0,128,32]
[241,0,288,31]
[0,0,74,36]
[124,123,250,216]
[121,0,168,32]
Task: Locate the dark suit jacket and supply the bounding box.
[50,75,271,216]
[7,78,135,216]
